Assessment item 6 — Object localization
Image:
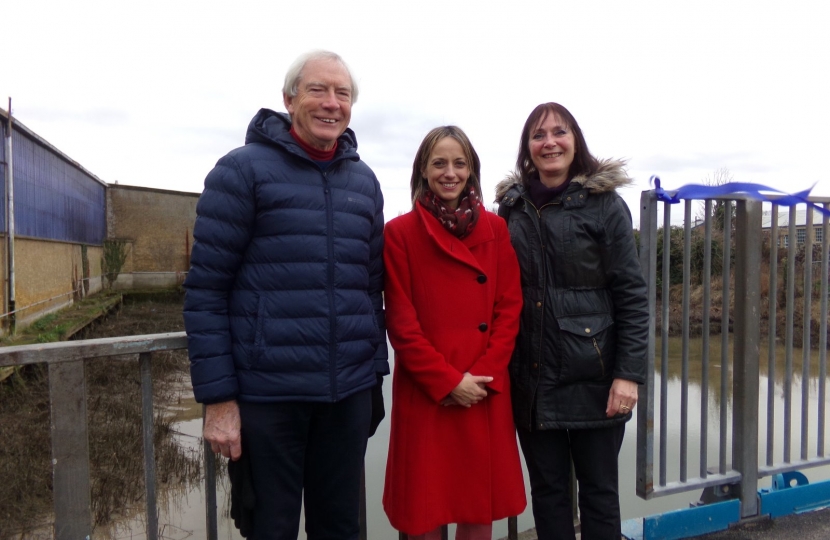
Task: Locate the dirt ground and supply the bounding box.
[0,293,200,539]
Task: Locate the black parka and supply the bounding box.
[496,159,649,431]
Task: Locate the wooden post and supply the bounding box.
[140,352,158,540]
[49,359,92,539]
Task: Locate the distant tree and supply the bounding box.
[697,168,735,231]
[101,239,130,289]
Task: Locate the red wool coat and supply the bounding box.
[382,204,527,535]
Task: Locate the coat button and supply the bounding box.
[532,363,538,369]
[477,274,487,284]
[478,323,488,332]
[536,301,542,308]
[585,328,591,334]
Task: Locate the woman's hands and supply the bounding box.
[441,372,493,407]
[606,378,638,417]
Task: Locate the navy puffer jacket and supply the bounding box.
[184,109,388,404]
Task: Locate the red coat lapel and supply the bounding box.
[415,203,495,273]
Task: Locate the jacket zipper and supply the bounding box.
[524,196,560,429]
[323,170,338,401]
[592,338,605,376]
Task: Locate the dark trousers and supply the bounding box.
[239,389,372,540]
[517,424,626,540]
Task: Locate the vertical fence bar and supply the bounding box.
[732,199,761,518]
[139,352,158,540]
[802,206,814,460]
[203,406,219,540]
[637,191,658,498]
[784,206,797,463]
[767,204,779,467]
[819,206,829,457]
[508,516,518,540]
[49,360,93,540]
[700,200,712,478]
[660,202,671,486]
[719,204,732,474]
[680,200,692,482]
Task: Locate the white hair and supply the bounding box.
[282,50,359,104]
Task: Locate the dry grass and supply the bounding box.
[656,247,829,348]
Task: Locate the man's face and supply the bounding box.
[284,59,353,151]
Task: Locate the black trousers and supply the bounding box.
[517,423,626,540]
[239,389,372,540]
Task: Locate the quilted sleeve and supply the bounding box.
[183,154,256,403]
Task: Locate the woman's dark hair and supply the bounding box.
[515,103,599,187]
[410,126,482,209]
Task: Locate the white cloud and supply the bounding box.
[3,0,828,225]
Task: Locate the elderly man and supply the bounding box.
[184,50,387,540]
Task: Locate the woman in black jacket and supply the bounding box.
[496,103,649,540]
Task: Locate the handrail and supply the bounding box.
[0,335,519,540]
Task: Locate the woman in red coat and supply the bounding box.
[383,126,526,539]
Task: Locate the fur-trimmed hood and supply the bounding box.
[495,158,632,202]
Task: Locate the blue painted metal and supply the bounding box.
[11,130,105,244]
[621,517,644,540]
[772,471,809,491]
[642,499,740,540]
[760,476,830,518]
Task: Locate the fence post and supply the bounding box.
[49,359,93,539]
[203,405,219,540]
[636,190,658,499]
[139,352,158,540]
[732,199,762,519]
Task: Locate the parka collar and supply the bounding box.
[244,108,360,164]
[495,158,633,206]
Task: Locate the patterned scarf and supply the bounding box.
[418,186,481,239]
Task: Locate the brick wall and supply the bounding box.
[107,185,198,273]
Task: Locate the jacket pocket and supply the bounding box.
[555,313,615,385]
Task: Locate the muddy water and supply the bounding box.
[109,335,830,539]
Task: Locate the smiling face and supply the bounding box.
[528,113,575,188]
[423,136,470,210]
[283,58,353,151]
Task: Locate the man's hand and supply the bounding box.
[449,372,493,408]
[606,378,638,418]
[204,400,242,461]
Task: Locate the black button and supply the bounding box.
[478,323,488,332]
[532,363,538,369]
[477,274,487,284]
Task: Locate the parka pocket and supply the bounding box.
[555,314,615,385]
[252,295,266,368]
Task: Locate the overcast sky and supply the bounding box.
[4,0,829,225]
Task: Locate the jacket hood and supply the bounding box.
[495,158,632,202]
[244,108,359,159]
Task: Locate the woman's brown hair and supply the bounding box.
[515,103,599,187]
[410,126,482,209]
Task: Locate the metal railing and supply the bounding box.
[637,191,830,520]
[0,333,518,540]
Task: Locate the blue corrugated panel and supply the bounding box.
[643,499,740,540]
[11,131,105,245]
